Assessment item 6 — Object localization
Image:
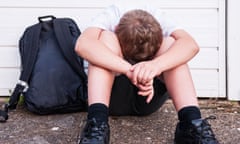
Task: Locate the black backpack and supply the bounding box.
[0,15,88,122]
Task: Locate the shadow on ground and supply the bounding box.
[0,99,240,144]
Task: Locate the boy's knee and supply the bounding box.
[99,31,122,56]
[162,37,175,50]
[165,36,175,46]
[157,37,175,56]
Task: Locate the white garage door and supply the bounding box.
[0,0,226,98]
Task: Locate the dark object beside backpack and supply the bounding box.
[0,15,88,122]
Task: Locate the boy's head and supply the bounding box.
[115,9,163,63]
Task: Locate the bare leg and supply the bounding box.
[87,65,114,106]
[164,64,199,111]
[165,36,219,143]
[87,31,122,106]
[158,37,199,111]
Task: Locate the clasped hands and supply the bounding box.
[126,60,159,103]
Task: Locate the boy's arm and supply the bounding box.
[153,29,199,74]
[129,29,199,85]
[75,27,132,75]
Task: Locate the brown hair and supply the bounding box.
[115,9,163,63]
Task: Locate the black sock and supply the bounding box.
[87,103,109,124]
[178,106,202,122]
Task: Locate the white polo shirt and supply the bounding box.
[88,4,182,37]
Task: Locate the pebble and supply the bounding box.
[51,127,59,131]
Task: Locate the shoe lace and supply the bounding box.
[85,118,108,140]
[199,116,218,143]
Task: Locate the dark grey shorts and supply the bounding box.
[109,75,168,116]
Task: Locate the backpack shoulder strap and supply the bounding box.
[0,23,42,122]
[10,23,42,109]
[53,18,87,81]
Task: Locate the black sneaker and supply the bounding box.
[174,116,219,144]
[79,118,110,144]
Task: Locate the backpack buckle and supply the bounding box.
[17,80,29,92]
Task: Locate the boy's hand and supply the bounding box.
[136,80,154,103]
[125,66,155,103]
[130,60,159,85]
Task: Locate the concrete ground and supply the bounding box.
[0,98,240,144]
